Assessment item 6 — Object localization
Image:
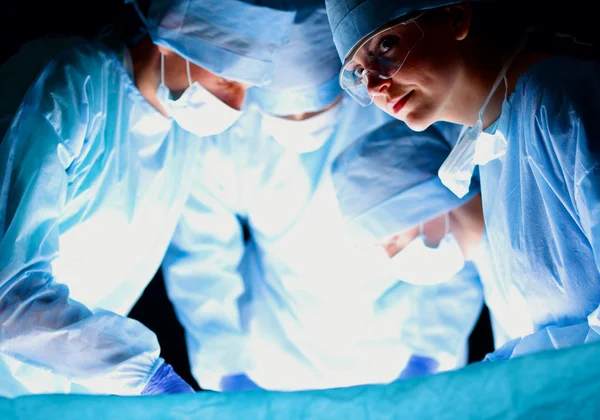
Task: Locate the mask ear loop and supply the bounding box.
[160,53,166,85]
[186,60,193,87]
[444,213,450,237]
[477,31,530,123]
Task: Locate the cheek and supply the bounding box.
[393,48,462,129]
[400,51,453,94]
[218,85,247,110]
[164,55,190,91]
[193,68,246,110]
[398,25,462,91]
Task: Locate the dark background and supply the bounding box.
[4,0,598,392]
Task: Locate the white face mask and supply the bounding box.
[438,34,530,198]
[388,215,465,286]
[156,55,242,137]
[260,101,341,154]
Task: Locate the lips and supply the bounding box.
[390,90,414,114]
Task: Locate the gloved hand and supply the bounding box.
[397,355,439,380]
[141,360,195,395]
[220,374,262,391]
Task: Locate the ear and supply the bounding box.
[444,2,472,41]
[156,45,173,56]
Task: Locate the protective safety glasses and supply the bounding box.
[340,14,425,106]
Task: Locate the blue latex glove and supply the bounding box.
[141,361,195,395]
[220,374,262,391]
[397,355,440,380]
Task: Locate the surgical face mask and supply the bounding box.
[156,55,242,137]
[388,215,465,286]
[260,101,342,154]
[438,34,530,198]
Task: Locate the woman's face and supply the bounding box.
[361,6,473,131]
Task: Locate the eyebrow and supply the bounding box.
[362,31,387,55]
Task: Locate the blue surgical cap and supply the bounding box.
[331,120,479,243]
[248,6,343,116]
[325,0,486,61]
[147,0,296,86]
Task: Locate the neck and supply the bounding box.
[444,41,507,129]
[449,194,484,260]
[475,49,553,130]
[504,49,553,99]
[445,35,553,130]
[129,36,169,117]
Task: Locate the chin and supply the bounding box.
[403,112,432,132]
[377,106,423,131]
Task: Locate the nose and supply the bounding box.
[365,73,391,97]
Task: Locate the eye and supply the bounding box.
[377,35,399,55]
[352,66,366,80]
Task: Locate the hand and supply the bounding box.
[142,361,195,395]
[397,355,439,379]
[220,374,262,391]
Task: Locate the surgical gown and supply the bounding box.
[0,42,199,396]
[162,97,483,391]
[479,56,600,358]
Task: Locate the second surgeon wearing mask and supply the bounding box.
[0,0,294,397]
[161,6,483,392]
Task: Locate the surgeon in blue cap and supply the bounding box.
[326,0,600,359]
[161,5,482,392]
[0,0,294,397]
